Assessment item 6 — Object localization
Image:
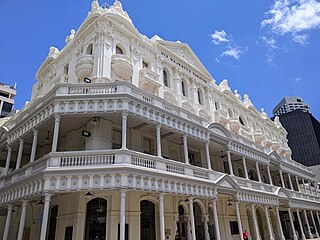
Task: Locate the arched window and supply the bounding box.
[239,116,245,126]
[228,108,233,118]
[48,205,58,240]
[141,200,156,240]
[116,45,124,55]
[197,89,202,105]
[86,43,93,55]
[215,102,219,110]
[163,70,168,87]
[85,198,107,240]
[181,80,186,96]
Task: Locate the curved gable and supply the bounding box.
[207,123,231,140]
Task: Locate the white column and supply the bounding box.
[251,205,261,240]
[296,210,306,240]
[242,156,249,179]
[317,212,320,233]
[4,146,12,175]
[313,182,318,196]
[235,202,244,240]
[203,215,210,240]
[119,190,126,240]
[183,135,189,164]
[264,206,274,240]
[275,207,286,240]
[17,200,28,240]
[121,112,128,150]
[51,115,61,152]
[159,193,165,240]
[2,204,13,240]
[288,209,298,240]
[15,139,24,170]
[189,198,196,240]
[310,211,319,237]
[255,161,261,182]
[212,199,221,240]
[227,150,234,175]
[40,193,52,240]
[304,210,313,239]
[288,173,293,190]
[308,181,313,195]
[267,165,273,185]
[205,142,212,170]
[156,125,162,158]
[29,129,39,163]
[295,176,300,192]
[279,170,285,188]
[302,178,307,193]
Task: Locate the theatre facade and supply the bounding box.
[0,1,320,240]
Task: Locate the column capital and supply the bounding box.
[156,124,161,129]
[159,193,165,200]
[43,193,52,202]
[120,189,127,197]
[205,141,210,147]
[33,129,39,135]
[54,114,61,122]
[19,138,24,144]
[7,146,13,151]
[21,199,28,206]
[188,197,194,203]
[182,134,188,139]
[7,204,13,211]
[121,111,128,117]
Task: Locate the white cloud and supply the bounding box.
[260,36,278,48]
[262,0,320,35]
[292,33,309,44]
[221,46,243,60]
[295,77,302,82]
[215,57,221,63]
[210,30,230,45]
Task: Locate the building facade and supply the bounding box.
[273,97,310,117]
[1,1,320,240]
[0,83,16,118]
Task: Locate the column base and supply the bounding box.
[293,235,298,240]
[301,234,306,240]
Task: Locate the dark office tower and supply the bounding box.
[273,97,320,166]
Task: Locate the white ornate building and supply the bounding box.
[0,1,320,240]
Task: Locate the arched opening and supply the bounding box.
[48,205,58,240]
[116,45,124,55]
[248,169,258,181]
[256,208,266,240]
[181,80,187,97]
[208,206,216,240]
[163,70,169,87]
[177,204,188,240]
[194,202,205,240]
[239,116,245,126]
[140,200,156,240]
[197,89,202,105]
[86,43,93,55]
[85,198,107,240]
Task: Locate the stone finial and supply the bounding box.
[65,29,76,43]
[48,47,59,58]
[260,108,268,119]
[243,94,254,108]
[274,116,282,128]
[91,0,100,11]
[234,89,241,100]
[219,79,231,92]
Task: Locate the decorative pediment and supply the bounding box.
[215,175,240,190]
[182,100,194,113]
[158,41,212,78]
[207,123,231,140]
[163,90,177,104]
[269,150,282,163]
[275,188,291,199]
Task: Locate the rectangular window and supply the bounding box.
[230,221,239,235]
[142,61,149,68]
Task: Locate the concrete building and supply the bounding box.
[0,83,16,118]
[273,96,310,116]
[0,1,320,240]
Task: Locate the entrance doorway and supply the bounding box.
[85,198,107,240]
[194,202,205,240]
[140,200,156,240]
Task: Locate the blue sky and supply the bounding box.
[0,0,319,119]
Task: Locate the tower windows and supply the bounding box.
[86,43,93,55]
[163,69,168,87]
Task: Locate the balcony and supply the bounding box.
[75,54,94,81]
[214,109,229,126]
[253,130,264,144]
[111,54,133,80]
[139,67,161,94]
[229,117,241,133]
